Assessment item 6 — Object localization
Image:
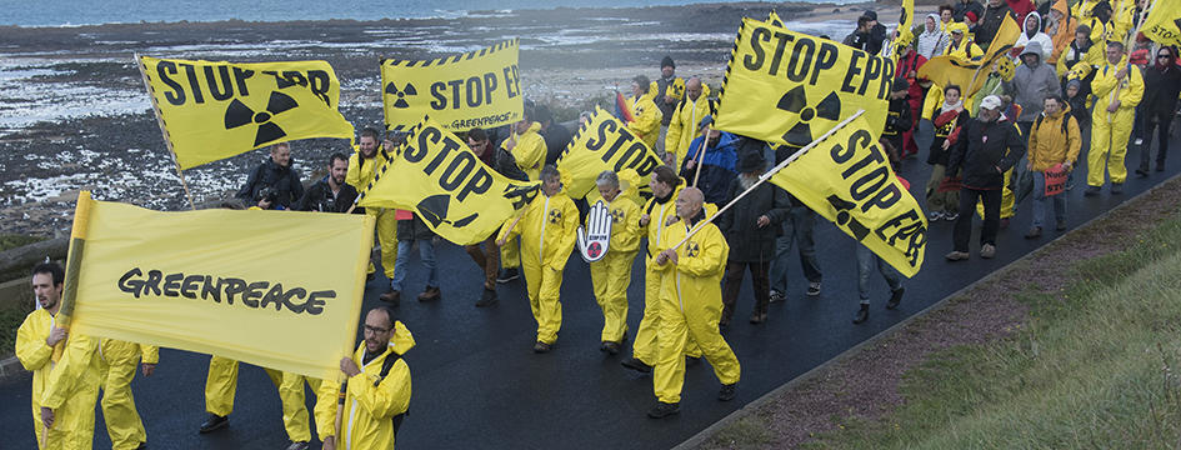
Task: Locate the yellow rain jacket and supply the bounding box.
[589,174,643,343]
[96,339,158,450]
[316,321,414,450]
[1088,58,1143,186]
[628,94,664,151]
[944,24,983,62]
[348,148,398,278]
[503,122,546,181]
[1028,105,1082,172]
[18,309,103,450]
[651,212,741,404]
[500,187,580,344]
[632,184,683,365]
[663,85,713,168]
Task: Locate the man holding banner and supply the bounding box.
[346,128,399,296]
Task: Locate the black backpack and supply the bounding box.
[376,351,408,436]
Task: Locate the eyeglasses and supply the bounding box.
[363,325,390,335]
[1158,55,1171,59]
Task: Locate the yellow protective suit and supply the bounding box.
[589,192,642,343]
[204,356,282,417]
[504,122,546,181]
[347,150,397,278]
[278,372,323,443]
[663,86,713,168]
[651,215,741,404]
[96,339,158,450]
[500,188,580,344]
[28,313,102,450]
[315,321,414,450]
[633,185,681,365]
[1088,60,1143,187]
[628,94,664,151]
[943,25,983,62]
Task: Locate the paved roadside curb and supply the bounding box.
[674,172,1181,450]
[0,355,29,385]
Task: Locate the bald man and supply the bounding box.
[647,187,741,418]
[663,77,714,168]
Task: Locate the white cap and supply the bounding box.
[980,95,1003,111]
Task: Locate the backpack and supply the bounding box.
[1033,113,1069,137]
[376,351,408,436]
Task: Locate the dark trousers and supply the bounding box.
[953,188,1002,252]
[1139,110,1173,171]
[465,234,500,290]
[722,261,770,322]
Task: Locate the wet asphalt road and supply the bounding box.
[2,122,1177,449]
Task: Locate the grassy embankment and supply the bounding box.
[1,234,47,356]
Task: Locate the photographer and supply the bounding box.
[235,142,304,210]
[295,153,359,213]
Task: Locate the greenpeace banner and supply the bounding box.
[770,116,927,277]
[382,39,523,132]
[1142,1,1181,47]
[917,15,1020,97]
[716,18,895,148]
[357,117,540,245]
[139,56,355,170]
[66,193,374,380]
[556,106,662,199]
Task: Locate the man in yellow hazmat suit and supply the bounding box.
[95,338,158,450]
[498,165,579,353]
[588,170,642,354]
[316,306,413,450]
[664,77,714,169]
[647,187,741,418]
[16,262,103,449]
[344,128,399,301]
[628,75,664,151]
[497,105,548,284]
[1086,41,1143,195]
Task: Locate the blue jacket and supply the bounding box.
[680,132,740,205]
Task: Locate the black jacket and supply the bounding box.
[718,179,790,262]
[883,96,914,137]
[294,177,359,213]
[1142,64,1181,116]
[954,0,984,23]
[397,215,436,242]
[235,158,304,209]
[494,148,529,182]
[928,109,972,166]
[542,123,573,166]
[974,2,1013,49]
[947,116,1026,190]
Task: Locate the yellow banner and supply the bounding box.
[770,116,927,277]
[918,15,1020,97]
[556,106,663,199]
[1142,2,1181,47]
[716,18,895,148]
[67,196,374,380]
[382,39,523,132]
[139,56,355,170]
[357,117,541,245]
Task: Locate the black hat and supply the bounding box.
[661,56,675,69]
[892,77,910,92]
[863,10,878,21]
[737,146,766,174]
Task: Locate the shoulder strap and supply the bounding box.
[375,351,408,436]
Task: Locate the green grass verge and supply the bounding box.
[0,233,44,252]
[804,216,1181,448]
[0,307,25,358]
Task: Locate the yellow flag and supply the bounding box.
[382,39,523,132]
[66,194,374,380]
[716,18,895,148]
[1142,1,1181,47]
[357,117,540,245]
[891,0,916,57]
[138,56,355,170]
[917,14,1021,97]
[770,116,927,277]
[556,106,663,199]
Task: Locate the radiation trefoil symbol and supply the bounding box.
[385,82,417,109]
[224,91,299,147]
[827,195,870,241]
[685,242,700,258]
[417,194,478,229]
[776,86,842,147]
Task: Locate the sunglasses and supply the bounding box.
[1158,54,1172,59]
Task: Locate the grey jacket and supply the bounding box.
[1004,43,1060,123]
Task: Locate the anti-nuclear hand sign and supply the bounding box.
[770,116,927,277]
[357,117,540,246]
[382,39,523,132]
[715,18,894,148]
[139,56,355,170]
[66,193,373,380]
[556,106,662,199]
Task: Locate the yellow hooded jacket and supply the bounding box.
[628,94,664,151]
[19,308,103,450]
[664,85,713,168]
[315,321,414,450]
[504,122,546,181]
[501,189,580,270]
[1028,104,1082,171]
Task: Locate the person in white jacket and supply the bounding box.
[1016,12,1053,61]
[917,13,949,60]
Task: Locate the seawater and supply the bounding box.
[0,0,859,27]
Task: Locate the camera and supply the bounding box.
[319,196,336,212]
[256,186,279,204]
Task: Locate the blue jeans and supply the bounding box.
[1031,171,1066,228]
[391,239,438,292]
[856,245,902,302]
[769,206,823,294]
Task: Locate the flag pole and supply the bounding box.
[667,110,866,251]
[135,54,196,211]
[691,125,710,188]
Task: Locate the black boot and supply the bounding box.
[647,401,680,419]
[853,304,869,324]
[199,413,228,434]
[475,288,498,307]
[886,287,905,310]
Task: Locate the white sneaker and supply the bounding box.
[928,211,944,221]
